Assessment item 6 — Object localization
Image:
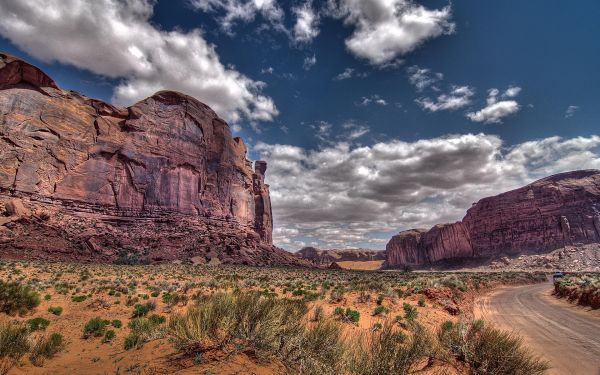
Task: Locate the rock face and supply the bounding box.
[0,53,306,266]
[296,246,386,267]
[385,170,600,268]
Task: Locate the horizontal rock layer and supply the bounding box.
[385,170,600,268]
[0,53,304,266]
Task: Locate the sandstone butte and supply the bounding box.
[385,169,600,268]
[0,53,309,266]
[295,246,386,267]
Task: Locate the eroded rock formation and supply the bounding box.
[385,170,600,268]
[0,53,306,266]
[296,246,386,267]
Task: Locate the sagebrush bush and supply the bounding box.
[438,319,549,375]
[350,322,429,375]
[0,323,30,374]
[0,280,40,316]
[29,333,65,366]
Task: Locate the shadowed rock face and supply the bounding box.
[296,246,386,267]
[0,53,305,266]
[385,170,600,268]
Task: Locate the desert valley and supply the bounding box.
[1,1,600,374]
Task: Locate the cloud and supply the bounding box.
[261,66,274,74]
[359,95,388,106]
[256,134,600,250]
[334,68,355,80]
[292,1,320,43]
[327,0,455,65]
[407,65,443,91]
[190,0,285,33]
[466,86,521,124]
[565,105,580,118]
[0,0,278,124]
[303,54,317,70]
[416,85,474,112]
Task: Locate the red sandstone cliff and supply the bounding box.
[0,53,306,266]
[385,170,600,268]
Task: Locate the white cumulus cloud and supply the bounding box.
[327,0,455,65]
[292,1,320,43]
[466,86,521,124]
[416,85,474,112]
[256,134,600,250]
[0,0,278,123]
[190,0,285,33]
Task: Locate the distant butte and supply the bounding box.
[384,170,600,268]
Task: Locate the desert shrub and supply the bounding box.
[132,301,155,317]
[124,333,144,350]
[0,323,30,374]
[29,333,65,366]
[418,298,426,307]
[71,295,86,303]
[111,319,122,328]
[438,320,549,374]
[312,305,324,322]
[0,280,40,316]
[102,330,116,343]
[372,305,389,316]
[284,319,347,375]
[333,307,360,323]
[162,292,187,306]
[350,322,429,375]
[83,317,107,338]
[48,306,63,316]
[403,303,418,322]
[27,317,50,330]
[123,315,167,350]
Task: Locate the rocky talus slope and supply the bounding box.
[0,53,307,266]
[385,170,600,268]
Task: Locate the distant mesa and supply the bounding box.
[296,246,386,267]
[384,170,600,269]
[0,53,308,266]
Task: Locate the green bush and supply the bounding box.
[102,330,116,343]
[372,305,389,316]
[29,333,64,366]
[438,320,549,375]
[83,317,107,338]
[48,306,63,316]
[132,301,155,318]
[403,303,418,322]
[111,319,122,328]
[0,280,40,316]
[71,295,87,303]
[27,317,50,330]
[0,323,30,373]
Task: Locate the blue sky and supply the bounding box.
[1,0,600,250]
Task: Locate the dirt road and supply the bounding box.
[476,281,600,375]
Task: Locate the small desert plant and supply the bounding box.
[111,319,122,328]
[372,305,389,316]
[403,303,418,322]
[350,322,429,375]
[48,306,63,316]
[0,280,40,316]
[83,317,107,338]
[29,333,65,366]
[102,330,116,343]
[27,317,50,330]
[0,323,30,374]
[438,319,549,375]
